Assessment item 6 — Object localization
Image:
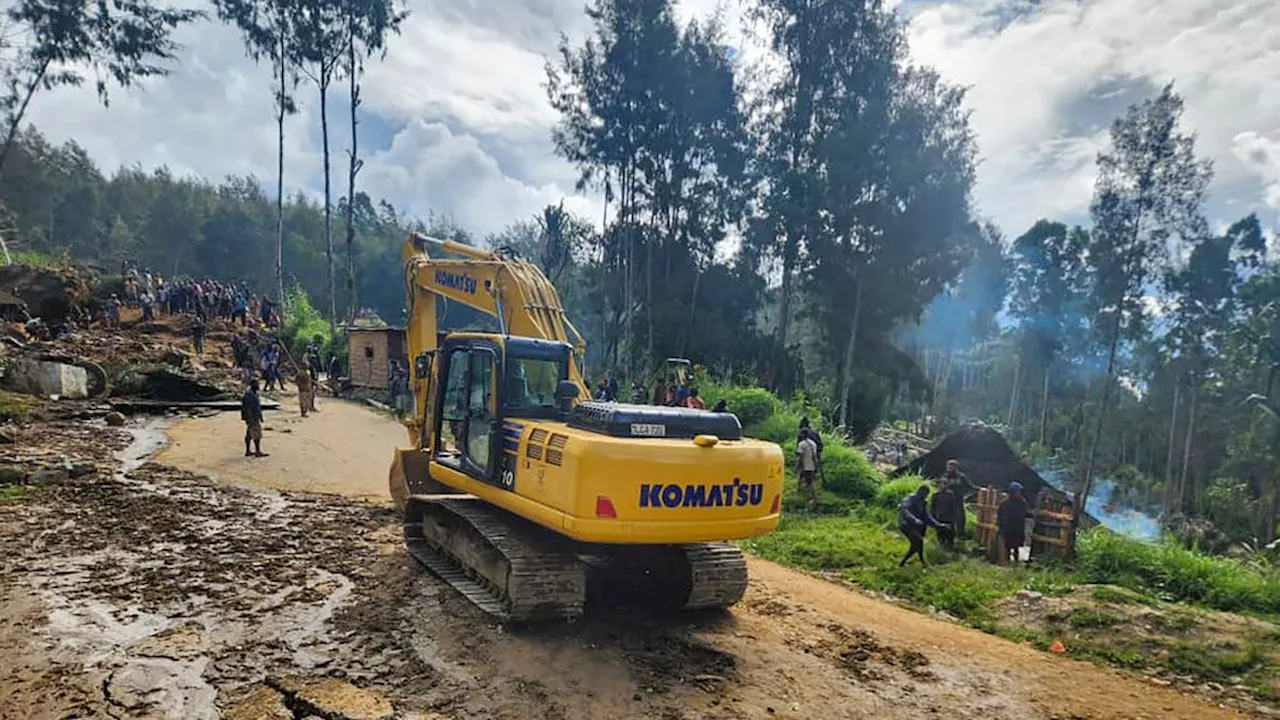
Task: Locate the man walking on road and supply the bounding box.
[295,365,314,418]
[241,380,267,457]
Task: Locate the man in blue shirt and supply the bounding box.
[898,485,949,567]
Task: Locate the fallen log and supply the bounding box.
[107,398,281,413]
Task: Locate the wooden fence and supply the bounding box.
[974,486,1006,564]
[1031,494,1074,559]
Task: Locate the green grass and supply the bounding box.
[0,390,35,421]
[0,485,28,502]
[709,379,1280,696]
[1077,530,1280,614]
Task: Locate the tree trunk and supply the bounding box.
[1007,355,1022,429]
[344,36,360,324]
[274,42,287,308]
[320,81,336,333]
[772,238,797,395]
[837,279,863,430]
[680,262,702,358]
[1163,382,1181,515]
[0,62,49,183]
[1039,367,1051,447]
[1076,314,1122,530]
[1178,385,1197,510]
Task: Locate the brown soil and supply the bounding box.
[0,400,1254,720]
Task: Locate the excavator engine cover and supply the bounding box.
[568,401,742,440]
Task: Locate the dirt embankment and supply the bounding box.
[0,396,1255,720]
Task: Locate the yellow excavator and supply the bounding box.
[388,233,784,621]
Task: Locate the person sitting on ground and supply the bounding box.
[997,482,1033,566]
[241,380,267,458]
[898,485,949,568]
[684,387,705,409]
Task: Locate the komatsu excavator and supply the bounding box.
[388,233,784,621]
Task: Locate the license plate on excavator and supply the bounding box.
[630,423,666,437]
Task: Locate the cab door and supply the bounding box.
[463,347,497,480]
[434,341,498,483]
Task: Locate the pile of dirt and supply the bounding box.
[0,264,92,322]
[992,586,1280,716]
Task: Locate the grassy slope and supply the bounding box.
[702,381,1280,703]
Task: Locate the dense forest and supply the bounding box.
[1,0,1278,549]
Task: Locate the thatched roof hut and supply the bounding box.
[890,423,1075,511]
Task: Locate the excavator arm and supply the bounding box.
[400,232,588,445]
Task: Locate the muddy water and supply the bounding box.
[2,421,402,720]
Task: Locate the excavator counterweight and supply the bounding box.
[388,233,783,620]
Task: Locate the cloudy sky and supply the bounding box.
[23,0,1280,243]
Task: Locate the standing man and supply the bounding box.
[930,483,959,549]
[940,459,976,538]
[191,312,206,357]
[295,364,314,418]
[241,380,266,457]
[796,427,819,510]
[898,485,949,567]
[997,482,1033,566]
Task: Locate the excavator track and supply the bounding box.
[403,496,586,622]
[583,541,749,612]
[679,542,749,610]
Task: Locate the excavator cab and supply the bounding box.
[665,357,693,386]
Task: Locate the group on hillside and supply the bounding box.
[589,373,719,411]
[108,260,282,330]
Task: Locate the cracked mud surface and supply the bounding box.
[0,399,1252,719]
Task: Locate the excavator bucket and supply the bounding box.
[388,446,441,510]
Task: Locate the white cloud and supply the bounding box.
[14,0,1280,250]
[907,0,1280,234]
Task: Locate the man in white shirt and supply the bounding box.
[796,428,819,509]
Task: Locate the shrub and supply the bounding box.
[1076,529,1280,614]
[749,411,801,445]
[876,476,923,510]
[281,285,333,359]
[712,386,777,427]
[819,439,881,501]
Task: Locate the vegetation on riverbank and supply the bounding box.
[707,379,1280,701]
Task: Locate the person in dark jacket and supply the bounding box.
[997,482,1033,566]
[798,416,824,458]
[241,380,266,457]
[930,483,958,549]
[940,459,976,537]
[898,485,949,567]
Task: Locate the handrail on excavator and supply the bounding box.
[409,232,496,262]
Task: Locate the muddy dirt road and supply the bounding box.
[0,396,1251,719]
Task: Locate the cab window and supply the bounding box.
[502,356,566,417]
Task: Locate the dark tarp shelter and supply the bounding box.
[890,423,1083,517]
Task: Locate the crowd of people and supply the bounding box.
[107,261,282,329]
[589,373,726,412]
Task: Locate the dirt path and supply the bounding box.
[156,391,401,501]
[0,401,1250,719]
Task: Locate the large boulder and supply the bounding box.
[2,358,89,398]
[112,367,228,402]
